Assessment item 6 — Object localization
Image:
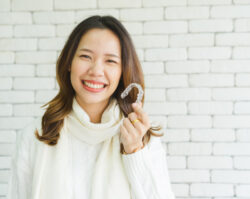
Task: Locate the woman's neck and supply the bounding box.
[75,97,111,123]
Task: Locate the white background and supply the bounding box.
[1,0,250,198]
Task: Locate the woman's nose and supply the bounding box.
[88,60,104,76]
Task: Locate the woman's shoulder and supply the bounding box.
[17,117,42,146]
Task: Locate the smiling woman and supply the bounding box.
[69,28,122,123]
[7,15,175,199]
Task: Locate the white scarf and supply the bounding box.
[31,97,131,199]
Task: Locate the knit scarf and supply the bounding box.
[31,97,131,199]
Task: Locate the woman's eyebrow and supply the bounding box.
[79,48,120,58]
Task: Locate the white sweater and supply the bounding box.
[8,118,175,199]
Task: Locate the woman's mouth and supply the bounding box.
[81,80,107,93]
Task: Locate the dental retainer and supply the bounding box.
[120,83,143,104]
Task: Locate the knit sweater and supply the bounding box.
[7,114,175,199]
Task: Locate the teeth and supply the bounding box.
[83,81,105,89]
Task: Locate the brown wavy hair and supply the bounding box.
[35,15,163,153]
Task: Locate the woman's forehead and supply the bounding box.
[77,29,121,56]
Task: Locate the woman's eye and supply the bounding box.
[80,55,91,59]
[107,59,116,63]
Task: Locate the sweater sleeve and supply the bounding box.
[7,125,34,199]
[122,135,175,199]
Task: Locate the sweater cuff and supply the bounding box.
[121,144,151,181]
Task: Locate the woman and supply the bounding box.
[7,15,175,199]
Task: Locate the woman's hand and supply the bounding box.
[120,102,151,154]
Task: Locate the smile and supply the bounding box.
[82,80,105,88]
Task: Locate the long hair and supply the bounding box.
[35,15,163,153]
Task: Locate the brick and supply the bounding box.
[214,143,250,155]
[234,157,250,169]
[214,116,250,128]
[233,47,250,59]
[38,38,66,50]
[169,143,212,155]
[0,131,16,143]
[188,156,233,169]
[56,24,75,37]
[211,60,250,73]
[144,102,187,115]
[0,170,11,184]
[236,74,250,86]
[12,0,53,11]
[0,78,12,90]
[33,11,74,24]
[212,170,250,183]
[36,64,56,77]
[144,21,188,34]
[236,185,250,197]
[235,19,250,32]
[14,25,55,37]
[136,49,144,61]
[0,0,10,11]
[0,182,8,195]
[0,38,37,51]
[145,48,187,61]
[168,116,212,128]
[188,102,233,115]
[13,104,45,116]
[16,51,56,64]
[0,52,14,64]
[75,10,119,23]
[0,143,14,156]
[189,74,234,87]
[234,0,250,3]
[0,12,32,24]
[122,22,143,35]
[165,61,210,73]
[189,47,231,59]
[143,0,187,7]
[144,88,165,102]
[0,104,12,116]
[13,77,55,90]
[165,7,209,19]
[172,184,189,197]
[191,184,234,197]
[167,156,187,169]
[191,129,235,142]
[145,75,188,88]
[141,62,164,74]
[0,91,34,103]
[0,117,34,130]
[0,25,12,37]
[35,90,57,103]
[170,34,213,47]
[211,6,250,18]
[0,64,35,77]
[169,169,210,182]
[132,35,168,48]
[56,0,96,9]
[216,33,250,46]
[99,0,140,8]
[188,0,231,5]
[121,8,163,21]
[236,129,250,141]
[0,157,11,169]
[167,88,211,101]
[189,19,233,32]
[163,129,189,142]
[214,88,242,102]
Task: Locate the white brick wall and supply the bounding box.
[1,0,250,199]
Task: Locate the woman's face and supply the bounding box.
[70,28,122,109]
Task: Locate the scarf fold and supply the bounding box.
[31,97,131,199]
